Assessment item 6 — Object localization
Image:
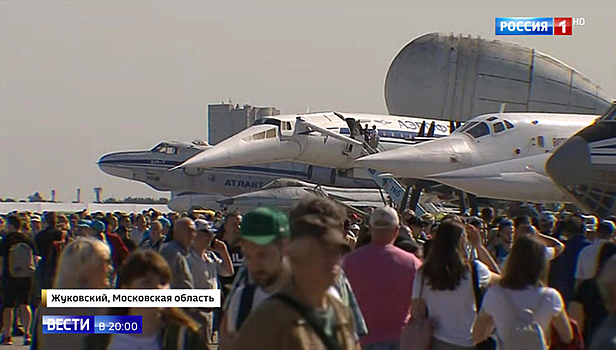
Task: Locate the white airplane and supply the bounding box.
[167,178,447,214]
[98,140,377,198]
[218,178,388,210]
[175,111,453,171]
[426,153,568,202]
[546,103,616,216]
[357,113,597,180]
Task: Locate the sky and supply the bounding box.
[1,0,614,202]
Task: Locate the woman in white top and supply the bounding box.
[472,235,573,348]
[411,220,500,350]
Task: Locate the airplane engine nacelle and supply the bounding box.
[307,166,337,185]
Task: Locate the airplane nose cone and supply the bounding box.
[546,136,592,186]
[179,127,301,169]
[98,153,134,179]
[357,137,473,178]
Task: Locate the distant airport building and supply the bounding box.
[208,101,280,144]
[385,32,613,121]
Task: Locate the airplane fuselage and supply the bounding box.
[358,113,598,179]
[98,141,377,197]
[177,111,452,171]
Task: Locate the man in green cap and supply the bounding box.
[220,207,291,349]
[236,213,359,350]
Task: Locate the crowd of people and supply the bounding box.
[0,199,616,350]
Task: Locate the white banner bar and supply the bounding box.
[43,289,221,308]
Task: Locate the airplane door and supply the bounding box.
[280,121,294,138]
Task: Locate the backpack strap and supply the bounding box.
[270,294,341,350]
[235,284,257,331]
[471,260,483,313]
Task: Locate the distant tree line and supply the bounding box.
[103,197,169,204]
[0,193,168,205]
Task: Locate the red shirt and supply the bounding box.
[342,244,422,346]
[105,231,129,268]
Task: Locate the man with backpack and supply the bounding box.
[220,207,291,349]
[236,213,360,350]
[0,214,37,345]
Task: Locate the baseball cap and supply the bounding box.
[195,219,213,233]
[498,219,513,230]
[369,207,399,229]
[240,207,290,245]
[291,214,350,250]
[77,219,92,228]
[90,220,105,233]
[158,217,171,227]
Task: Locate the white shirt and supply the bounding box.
[187,249,223,290]
[481,286,564,346]
[226,284,274,332]
[412,261,491,347]
[575,239,608,280]
[130,229,146,245]
[226,281,342,333]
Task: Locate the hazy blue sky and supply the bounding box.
[1,1,614,202]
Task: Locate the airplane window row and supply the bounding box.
[151,143,179,154]
[339,128,416,140]
[463,119,515,138]
[242,128,278,142]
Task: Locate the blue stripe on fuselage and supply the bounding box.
[98,159,308,177]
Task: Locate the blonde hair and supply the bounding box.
[54,237,111,289]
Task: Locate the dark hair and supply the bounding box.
[514,215,531,228]
[597,221,615,239]
[401,210,416,226]
[422,221,468,291]
[500,236,546,290]
[290,214,343,242]
[115,250,200,332]
[45,211,57,227]
[481,207,494,218]
[6,215,22,231]
[118,250,172,287]
[516,224,536,237]
[564,215,586,236]
[498,219,513,231]
[597,242,616,277]
[289,197,346,226]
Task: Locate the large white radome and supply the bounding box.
[385,32,612,121]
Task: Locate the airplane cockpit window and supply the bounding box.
[504,120,515,129]
[453,121,477,134]
[165,147,178,155]
[242,128,278,142]
[465,122,491,138]
[493,122,505,133]
[486,116,498,122]
[601,104,616,121]
[151,143,168,153]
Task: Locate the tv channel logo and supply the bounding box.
[42,315,94,334]
[495,17,584,35]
